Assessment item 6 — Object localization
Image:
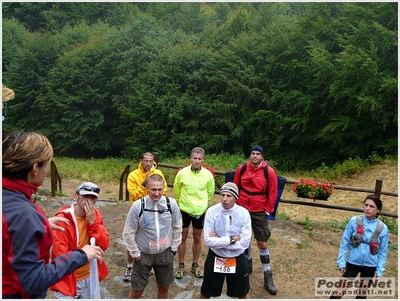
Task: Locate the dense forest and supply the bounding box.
[2,2,398,170]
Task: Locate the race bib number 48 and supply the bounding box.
[213,257,236,274]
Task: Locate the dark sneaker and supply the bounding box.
[264,270,277,295]
[190,262,204,278]
[247,258,253,275]
[175,262,185,279]
[123,267,132,282]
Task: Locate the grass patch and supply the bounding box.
[55,191,69,197]
[298,216,313,231]
[297,240,312,249]
[298,216,315,237]
[267,237,277,247]
[276,211,291,221]
[51,157,131,183]
[380,216,398,235]
[322,218,351,230]
[321,215,398,236]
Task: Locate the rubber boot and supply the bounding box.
[264,270,277,295]
[247,258,253,275]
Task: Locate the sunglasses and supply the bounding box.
[78,186,100,194]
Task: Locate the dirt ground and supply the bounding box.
[40,162,398,299]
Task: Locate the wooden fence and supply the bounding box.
[117,161,398,218]
[49,159,398,218]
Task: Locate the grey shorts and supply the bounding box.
[250,211,271,242]
[131,248,174,291]
[54,277,90,299]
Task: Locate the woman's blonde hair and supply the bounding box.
[2,130,53,180]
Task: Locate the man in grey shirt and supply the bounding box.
[123,174,182,299]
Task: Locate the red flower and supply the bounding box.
[292,178,334,200]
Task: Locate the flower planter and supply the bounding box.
[297,192,329,201]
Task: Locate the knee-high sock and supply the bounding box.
[260,248,271,271]
[244,242,252,260]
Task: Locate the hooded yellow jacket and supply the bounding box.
[127,161,167,204]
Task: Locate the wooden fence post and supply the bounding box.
[51,161,56,197]
[153,152,159,163]
[374,179,383,198]
[119,165,130,201]
[50,160,63,196]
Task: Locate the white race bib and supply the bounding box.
[213,256,236,274]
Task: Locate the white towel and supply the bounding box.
[89,237,101,299]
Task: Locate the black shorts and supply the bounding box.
[200,249,250,298]
[343,262,376,280]
[250,211,271,242]
[181,210,205,230]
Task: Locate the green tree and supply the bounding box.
[120,41,219,157]
[35,23,123,154]
[3,30,66,135]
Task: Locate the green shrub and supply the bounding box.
[323,218,351,230]
[380,216,398,235]
[276,211,291,221]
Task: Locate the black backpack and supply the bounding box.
[139,196,172,218]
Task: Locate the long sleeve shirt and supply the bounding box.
[173,166,215,216]
[203,203,252,258]
[122,196,182,259]
[337,215,389,277]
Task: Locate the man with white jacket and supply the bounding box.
[200,182,252,299]
[123,174,182,299]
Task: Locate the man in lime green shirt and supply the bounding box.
[173,147,215,279]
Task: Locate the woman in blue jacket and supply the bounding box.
[331,195,389,299]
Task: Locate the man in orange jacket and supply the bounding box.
[50,182,110,298]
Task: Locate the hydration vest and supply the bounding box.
[349,215,384,255]
[139,196,171,218]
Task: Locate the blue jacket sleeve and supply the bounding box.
[336,217,355,268]
[10,210,88,296]
[375,224,389,277]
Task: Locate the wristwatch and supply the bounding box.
[230,236,236,245]
[171,250,177,256]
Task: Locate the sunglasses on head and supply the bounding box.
[78,186,100,194]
